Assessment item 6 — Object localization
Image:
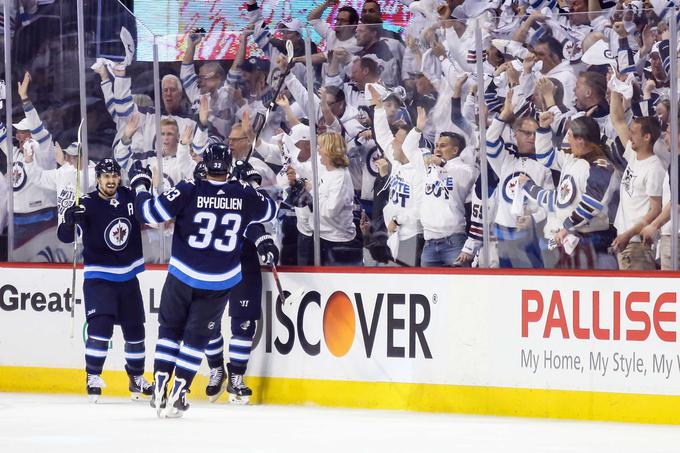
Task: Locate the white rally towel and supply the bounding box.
[581,39,616,70]
[387,231,400,261]
[510,185,526,217]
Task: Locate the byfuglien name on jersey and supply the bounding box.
[196,196,242,210]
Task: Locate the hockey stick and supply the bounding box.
[245,39,295,164]
[270,262,305,308]
[69,119,84,339]
[269,262,286,306]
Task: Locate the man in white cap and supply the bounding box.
[23,141,96,225]
[0,71,67,261]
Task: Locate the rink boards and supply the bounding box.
[2,264,680,424]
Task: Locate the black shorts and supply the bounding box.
[228,241,263,321]
[159,273,230,337]
[83,277,145,324]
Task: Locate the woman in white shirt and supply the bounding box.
[313,131,362,266]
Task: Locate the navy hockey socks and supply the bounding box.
[228,318,256,375]
[122,323,146,376]
[205,334,225,370]
[124,340,146,376]
[174,334,210,388]
[85,335,110,375]
[85,316,114,375]
[154,328,182,376]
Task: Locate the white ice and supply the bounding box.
[1,393,679,452]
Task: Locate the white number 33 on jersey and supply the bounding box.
[163,187,181,201]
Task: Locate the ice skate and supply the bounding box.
[129,374,153,401]
[150,371,169,417]
[163,377,189,418]
[227,371,252,405]
[206,366,226,403]
[86,374,106,403]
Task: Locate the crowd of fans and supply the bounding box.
[2,0,680,271]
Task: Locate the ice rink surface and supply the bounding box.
[1,393,679,453]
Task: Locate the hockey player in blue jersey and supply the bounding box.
[199,160,279,405]
[129,143,278,418]
[57,158,152,402]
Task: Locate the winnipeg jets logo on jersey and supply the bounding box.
[104,217,131,251]
[557,175,577,208]
[366,147,381,177]
[621,167,636,198]
[563,39,583,62]
[12,162,27,191]
[502,171,527,203]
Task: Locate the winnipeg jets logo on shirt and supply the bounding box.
[110,198,120,208]
[104,217,131,251]
[621,167,636,198]
[12,162,27,191]
[563,40,583,62]
[556,175,577,208]
[366,147,382,177]
[502,171,527,203]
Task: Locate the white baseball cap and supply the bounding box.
[279,18,303,33]
[63,142,79,156]
[288,123,310,144]
[12,118,30,131]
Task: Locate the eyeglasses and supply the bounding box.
[516,129,536,136]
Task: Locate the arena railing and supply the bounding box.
[2,1,680,273]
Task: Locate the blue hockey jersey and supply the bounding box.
[57,187,145,281]
[135,179,277,290]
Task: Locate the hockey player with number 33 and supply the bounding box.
[129,143,277,418]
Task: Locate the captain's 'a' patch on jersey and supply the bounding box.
[104,217,131,251]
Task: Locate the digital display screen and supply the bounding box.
[133,0,409,61]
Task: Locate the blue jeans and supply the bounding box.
[421,233,467,267]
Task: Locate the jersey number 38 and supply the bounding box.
[188,211,242,252]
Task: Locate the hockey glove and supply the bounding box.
[128,160,152,193]
[233,160,263,186]
[255,235,279,265]
[63,204,86,226]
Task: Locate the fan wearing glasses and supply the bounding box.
[484,89,554,269]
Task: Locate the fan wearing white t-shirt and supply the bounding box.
[309,131,361,266]
[610,92,664,270]
[641,123,680,270]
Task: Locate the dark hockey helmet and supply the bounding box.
[193,160,207,181]
[95,158,121,178]
[203,143,232,176]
